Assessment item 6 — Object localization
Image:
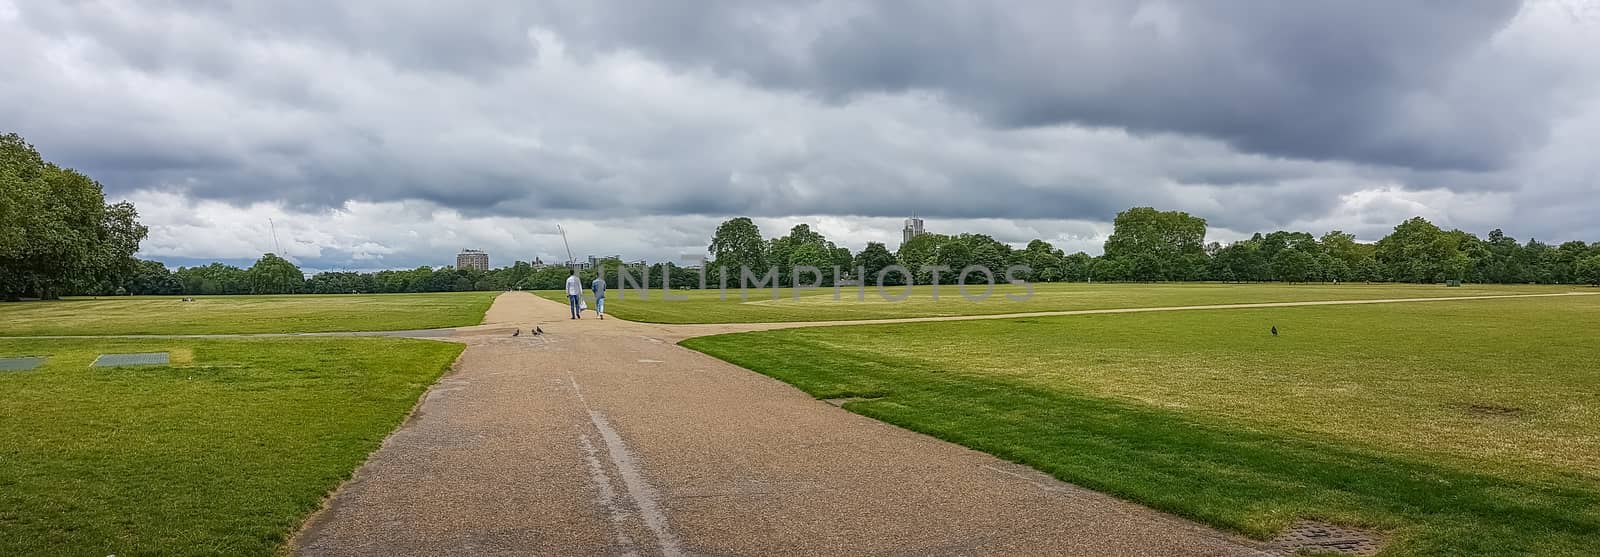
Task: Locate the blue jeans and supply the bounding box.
[568,294,581,318]
[595,296,605,315]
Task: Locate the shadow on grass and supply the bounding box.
[684,333,1600,556]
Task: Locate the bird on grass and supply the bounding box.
[1271,325,1278,336]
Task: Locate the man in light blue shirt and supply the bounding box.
[564,269,582,319]
[591,274,607,319]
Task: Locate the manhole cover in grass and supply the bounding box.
[1267,520,1383,556]
[0,357,45,371]
[91,352,170,367]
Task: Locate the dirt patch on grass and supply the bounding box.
[821,396,886,407]
[1455,402,1526,418]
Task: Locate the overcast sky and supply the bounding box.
[4,1,1598,271]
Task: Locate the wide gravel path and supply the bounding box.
[291,291,1276,556]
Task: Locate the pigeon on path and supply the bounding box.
[512,328,520,337]
[534,326,545,335]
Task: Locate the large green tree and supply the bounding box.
[78,202,150,295]
[769,224,849,286]
[175,263,250,295]
[1479,229,1524,283]
[1375,217,1459,283]
[787,242,835,286]
[893,233,1015,284]
[305,271,375,294]
[1,132,147,300]
[1209,239,1263,282]
[707,217,768,285]
[1319,230,1374,282]
[1090,256,1131,281]
[1272,248,1316,283]
[1059,252,1093,281]
[895,233,949,275]
[1102,207,1207,281]
[955,234,1012,275]
[123,259,183,295]
[1550,241,1593,284]
[247,253,304,294]
[1017,239,1064,281]
[854,242,899,285]
[1577,254,1600,286]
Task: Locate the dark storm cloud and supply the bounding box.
[3,0,1598,269]
[16,1,544,79]
[540,0,1541,173]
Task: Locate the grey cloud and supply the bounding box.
[539,1,1555,173]
[4,0,1599,268]
[1194,181,1355,232]
[16,1,543,79]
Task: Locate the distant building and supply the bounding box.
[902,217,926,244]
[456,249,489,271]
[584,254,622,270]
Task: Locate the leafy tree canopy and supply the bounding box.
[1,132,147,300]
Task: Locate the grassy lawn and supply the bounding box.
[0,292,498,336]
[0,337,463,556]
[535,282,1584,324]
[682,295,1600,555]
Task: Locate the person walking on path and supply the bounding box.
[591,273,607,319]
[565,269,582,319]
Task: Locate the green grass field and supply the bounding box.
[536,282,1583,323]
[0,337,463,555]
[0,292,498,336]
[683,295,1600,556]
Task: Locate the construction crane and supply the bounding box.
[556,224,575,267]
[268,218,283,255]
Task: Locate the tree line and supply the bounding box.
[101,207,1598,298]
[703,208,1600,287]
[6,129,1599,300]
[121,255,706,296]
[109,206,1597,298]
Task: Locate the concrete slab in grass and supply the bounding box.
[91,352,170,367]
[0,356,46,371]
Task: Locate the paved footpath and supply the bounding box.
[292,291,1275,556]
[14,291,1589,340]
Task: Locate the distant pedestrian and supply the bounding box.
[591,273,607,319]
[565,269,582,319]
